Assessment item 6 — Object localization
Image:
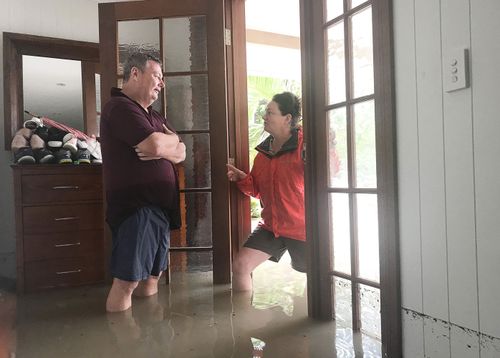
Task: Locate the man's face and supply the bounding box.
[136,60,165,107]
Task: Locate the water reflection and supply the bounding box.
[13,254,381,357]
[106,295,169,356]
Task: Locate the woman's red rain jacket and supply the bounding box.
[236,128,305,242]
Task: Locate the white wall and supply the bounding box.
[0,0,100,279]
[395,0,500,356]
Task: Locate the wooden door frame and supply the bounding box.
[98,0,233,284]
[372,1,401,354]
[300,0,401,356]
[224,0,251,260]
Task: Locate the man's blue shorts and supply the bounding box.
[110,206,170,282]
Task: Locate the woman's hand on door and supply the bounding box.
[226,163,247,182]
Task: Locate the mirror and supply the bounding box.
[3,32,100,150]
[23,55,84,131]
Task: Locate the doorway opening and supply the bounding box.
[243,0,306,314]
[243,0,384,355]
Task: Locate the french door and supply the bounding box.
[301,0,400,356]
[98,0,232,283]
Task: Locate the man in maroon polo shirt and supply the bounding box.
[100,52,185,312]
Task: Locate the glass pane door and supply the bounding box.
[117,15,213,267]
[99,0,230,283]
[163,16,212,253]
[325,0,381,342]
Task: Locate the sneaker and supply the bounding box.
[74,149,91,164]
[47,140,63,150]
[14,147,36,164]
[34,148,56,164]
[87,137,102,161]
[11,128,32,152]
[54,149,73,164]
[34,126,49,142]
[47,126,67,142]
[23,116,43,129]
[47,127,66,149]
[77,139,88,150]
[30,133,45,150]
[62,133,78,154]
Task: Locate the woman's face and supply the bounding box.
[263,101,291,135]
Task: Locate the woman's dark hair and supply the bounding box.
[272,92,302,128]
[123,52,162,82]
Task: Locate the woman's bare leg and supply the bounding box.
[232,247,271,292]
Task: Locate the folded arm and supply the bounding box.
[135,132,186,164]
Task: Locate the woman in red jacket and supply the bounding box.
[227,92,305,291]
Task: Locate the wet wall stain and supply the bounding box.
[403,308,500,357]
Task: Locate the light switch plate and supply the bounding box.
[444,48,470,93]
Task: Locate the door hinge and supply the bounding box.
[302,142,306,162]
[224,28,232,46]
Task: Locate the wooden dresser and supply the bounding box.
[12,164,105,293]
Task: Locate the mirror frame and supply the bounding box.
[3,32,99,150]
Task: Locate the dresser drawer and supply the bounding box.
[24,256,104,291]
[23,230,103,261]
[23,203,103,234]
[22,174,102,204]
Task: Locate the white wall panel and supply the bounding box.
[22,0,43,36]
[55,1,77,39]
[0,1,10,33]
[450,325,479,358]
[394,0,423,312]
[480,334,500,358]
[402,309,424,358]
[40,0,60,36]
[424,315,450,358]
[71,1,100,42]
[470,0,500,339]
[414,0,449,321]
[440,0,479,331]
[395,0,500,353]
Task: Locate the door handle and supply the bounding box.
[52,185,79,190]
[56,269,82,275]
[54,242,81,248]
[54,216,79,221]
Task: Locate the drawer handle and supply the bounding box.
[56,269,82,275]
[54,216,79,221]
[52,185,80,190]
[54,242,81,248]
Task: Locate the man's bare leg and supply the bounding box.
[232,248,271,292]
[133,274,161,297]
[106,278,139,312]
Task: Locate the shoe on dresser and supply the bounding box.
[34,148,56,164]
[54,149,73,164]
[14,147,36,164]
[74,149,91,165]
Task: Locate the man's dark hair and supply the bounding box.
[272,92,302,128]
[123,52,162,82]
